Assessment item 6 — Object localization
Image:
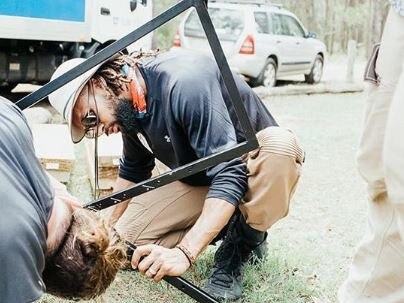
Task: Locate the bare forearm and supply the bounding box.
[130,198,236,280]
[179,198,236,260]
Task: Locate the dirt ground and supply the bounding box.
[263,92,368,302]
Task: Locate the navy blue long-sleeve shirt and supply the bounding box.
[119,51,278,206]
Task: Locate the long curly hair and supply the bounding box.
[92,49,160,96]
[43,209,127,300]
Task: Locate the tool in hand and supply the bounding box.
[125,241,219,303]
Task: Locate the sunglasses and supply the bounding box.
[81,110,98,138]
[81,82,99,139]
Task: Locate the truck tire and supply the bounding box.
[305,55,323,84]
[0,83,18,95]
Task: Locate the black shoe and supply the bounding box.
[251,238,268,264]
[203,214,267,301]
[203,267,242,301]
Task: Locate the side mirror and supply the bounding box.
[305,32,317,39]
[130,0,137,12]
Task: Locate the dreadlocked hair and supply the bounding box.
[43,209,128,300]
[93,49,161,96]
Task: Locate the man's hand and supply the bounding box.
[131,244,191,282]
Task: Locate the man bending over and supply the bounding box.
[49,50,304,301]
[0,97,126,302]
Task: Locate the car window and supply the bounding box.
[254,12,269,34]
[184,8,245,41]
[281,15,305,37]
[270,13,283,35]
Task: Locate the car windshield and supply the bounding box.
[184,7,245,41]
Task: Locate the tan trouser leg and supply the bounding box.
[116,127,303,247]
[114,181,208,248]
[338,9,404,303]
[240,127,304,231]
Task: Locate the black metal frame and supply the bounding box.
[16,0,259,302]
[125,241,218,303]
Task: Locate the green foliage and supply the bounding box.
[272,0,388,54]
[152,1,182,50]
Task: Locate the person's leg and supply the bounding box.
[239,126,303,231]
[380,53,404,301]
[338,9,404,303]
[385,69,404,232]
[204,126,304,301]
[114,181,208,248]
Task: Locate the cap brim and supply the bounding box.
[49,58,106,143]
[67,66,101,144]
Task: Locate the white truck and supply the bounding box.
[0,0,153,93]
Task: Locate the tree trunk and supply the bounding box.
[368,0,387,54]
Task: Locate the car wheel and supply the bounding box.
[253,58,277,88]
[305,55,323,84]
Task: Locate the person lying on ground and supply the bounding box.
[0,97,127,303]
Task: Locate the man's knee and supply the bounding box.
[255,126,305,164]
[240,127,303,231]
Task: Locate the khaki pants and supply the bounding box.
[115,126,303,248]
[338,9,404,303]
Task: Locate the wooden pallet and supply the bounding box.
[32,124,75,183]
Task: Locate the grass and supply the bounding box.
[40,244,318,303]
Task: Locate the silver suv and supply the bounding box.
[173,0,326,87]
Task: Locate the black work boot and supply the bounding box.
[203,213,267,301]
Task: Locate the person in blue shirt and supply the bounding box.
[49,50,304,301]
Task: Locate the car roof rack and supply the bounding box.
[209,0,283,8]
